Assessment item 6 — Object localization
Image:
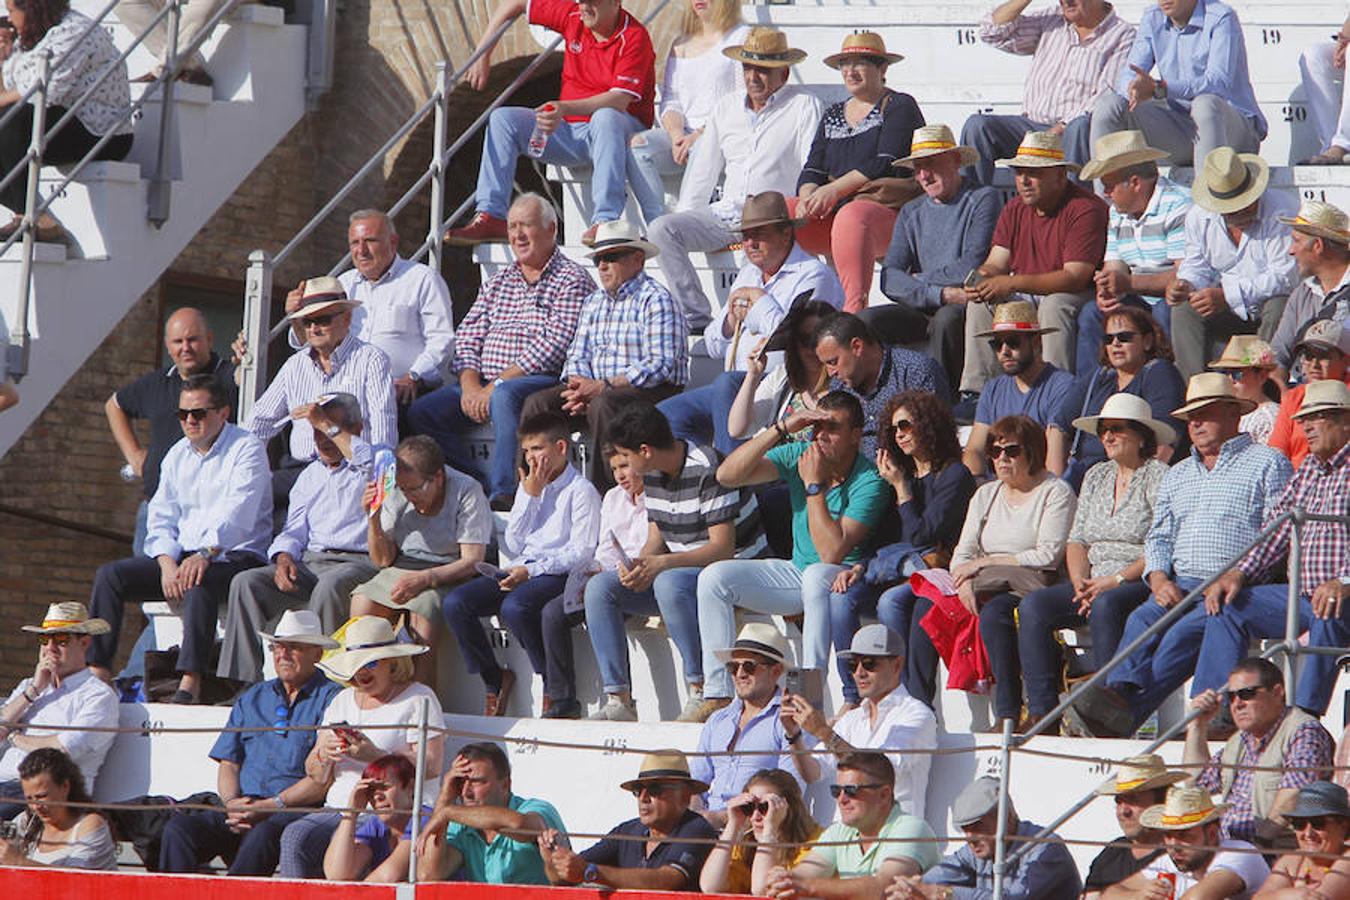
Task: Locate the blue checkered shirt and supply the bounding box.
[564,271,688,387]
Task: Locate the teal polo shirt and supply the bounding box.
[766,442,892,570]
[444,794,566,884]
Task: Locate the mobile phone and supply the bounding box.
[330,721,364,744]
[608,530,633,568]
[474,561,506,580]
[784,668,824,709]
[963,269,985,289]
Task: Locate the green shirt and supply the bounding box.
[805,804,940,876]
[766,442,892,570]
[443,794,566,884]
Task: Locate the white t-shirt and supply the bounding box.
[1142,839,1270,899]
[319,681,444,808]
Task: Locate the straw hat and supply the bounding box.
[1078,130,1169,182]
[1293,379,1350,420]
[1095,753,1188,796]
[1191,147,1269,215]
[974,299,1058,338]
[723,27,806,67]
[21,602,110,636]
[1279,199,1350,245]
[619,751,710,794]
[1139,785,1227,831]
[286,276,362,321]
[995,131,1079,171]
[317,616,427,682]
[584,220,659,260]
[1171,372,1258,419]
[1208,335,1277,370]
[1072,392,1177,447]
[1295,318,1350,356]
[713,622,789,665]
[893,124,979,169]
[823,31,902,69]
[738,191,799,232]
[257,609,338,649]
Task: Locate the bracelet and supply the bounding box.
[786,729,803,744]
[774,419,788,439]
[22,689,37,704]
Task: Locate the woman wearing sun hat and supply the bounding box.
[278,617,444,878]
[1208,335,1280,444]
[1255,781,1350,896]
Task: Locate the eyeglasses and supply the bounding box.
[176,406,219,421]
[890,419,914,434]
[1099,423,1133,436]
[629,782,679,798]
[737,799,771,815]
[359,659,381,672]
[850,656,882,673]
[1103,330,1139,345]
[829,783,887,799]
[273,701,292,735]
[594,251,633,265]
[989,444,1023,460]
[301,312,338,329]
[988,336,1027,351]
[725,659,763,676]
[1226,684,1267,703]
[1292,816,1331,831]
[36,635,72,647]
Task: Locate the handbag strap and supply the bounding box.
[974,481,1003,555]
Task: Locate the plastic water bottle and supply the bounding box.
[527,103,556,158]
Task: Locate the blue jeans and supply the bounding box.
[583,567,703,694]
[1204,584,1350,715]
[440,573,568,692]
[1106,577,1214,725]
[279,811,342,878]
[828,581,921,704]
[698,558,809,699]
[476,106,641,223]
[657,371,747,457]
[960,111,1091,185]
[1017,580,1151,716]
[407,374,558,499]
[627,126,682,224]
[1075,296,1173,377]
[159,805,303,874]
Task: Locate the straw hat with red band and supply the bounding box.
[823,31,903,69]
[1278,199,1350,245]
[22,602,110,636]
[974,299,1059,338]
[995,130,1079,171]
[1139,785,1228,831]
[894,124,979,169]
[1094,753,1188,796]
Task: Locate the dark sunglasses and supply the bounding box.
[1103,330,1139,345]
[737,799,770,815]
[890,419,914,434]
[725,659,763,676]
[1226,684,1267,703]
[594,251,633,265]
[629,782,680,798]
[988,336,1028,351]
[176,406,219,421]
[1292,816,1331,831]
[36,635,73,647]
[1098,423,1134,436]
[301,312,339,329]
[829,782,887,799]
[989,444,1023,460]
[850,656,882,673]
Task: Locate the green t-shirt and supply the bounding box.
[765,442,892,570]
[443,794,566,884]
[805,804,939,877]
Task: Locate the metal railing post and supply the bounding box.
[10,51,50,385]
[1283,511,1305,698]
[427,61,450,273]
[238,249,273,420]
[147,0,180,226]
[408,696,431,884]
[992,717,1014,900]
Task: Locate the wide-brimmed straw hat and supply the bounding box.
[1078,130,1170,182]
[1095,753,1188,796]
[287,276,362,321]
[995,131,1079,171]
[585,220,659,260]
[894,124,979,169]
[1191,147,1269,215]
[1295,319,1350,356]
[823,31,902,68]
[1139,785,1227,831]
[1294,379,1350,420]
[317,616,427,682]
[1072,392,1177,448]
[723,27,806,67]
[21,602,110,636]
[713,622,789,665]
[738,191,799,232]
[1171,372,1258,419]
[619,751,710,794]
[1208,335,1277,370]
[1279,199,1350,245]
[974,299,1058,338]
[257,609,338,649]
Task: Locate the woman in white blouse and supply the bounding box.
[626,0,745,224]
[0,0,133,242]
[0,748,117,870]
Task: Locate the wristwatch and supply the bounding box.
[196,547,220,562]
[272,794,286,809]
[1154,79,1168,100]
[323,423,341,438]
[805,482,824,497]
[582,863,602,884]
[491,377,505,388]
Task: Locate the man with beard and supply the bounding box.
[1082,754,1185,898]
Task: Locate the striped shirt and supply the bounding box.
[246,333,398,462]
[979,4,1135,125]
[1144,434,1293,581]
[1104,176,1190,280]
[565,271,689,387]
[643,442,766,557]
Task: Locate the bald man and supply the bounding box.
[107,307,239,554]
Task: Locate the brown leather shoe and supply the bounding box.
[178,67,214,87]
[484,668,515,717]
[444,212,508,246]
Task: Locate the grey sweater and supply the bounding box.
[881,180,1002,310]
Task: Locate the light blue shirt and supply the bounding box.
[144,423,272,561]
[1117,0,1265,138]
[689,690,803,810]
[268,456,371,560]
[1144,433,1292,581]
[1175,192,1299,321]
[503,464,602,577]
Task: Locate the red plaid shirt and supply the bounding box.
[1238,441,1350,589]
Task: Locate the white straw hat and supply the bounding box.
[318,616,427,682]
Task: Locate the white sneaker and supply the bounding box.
[590,696,638,721]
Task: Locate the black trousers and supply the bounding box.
[0,103,133,215]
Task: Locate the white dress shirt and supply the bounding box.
[703,243,844,370]
[144,423,273,561]
[322,257,454,384]
[1176,191,1300,320]
[676,85,824,225]
[268,456,371,560]
[830,683,937,821]
[503,464,603,578]
[0,668,119,790]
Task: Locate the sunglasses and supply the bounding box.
[629,782,680,798]
[829,782,887,799]
[1099,423,1134,436]
[890,419,914,434]
[301,312,339,329]
[1226,684,1267,703]
[1103,330,1139,345]
[725,659,764,676]
[989,444,1023,460]
[594,251,633,265]
[36,634,73,647]
[176,406,219,421]
[850,656,882,673]
[273,701,292,734]
[737,799,771,815]
[359,659,381,672]
[1292,816,1332,831]
[988,336,1028,351]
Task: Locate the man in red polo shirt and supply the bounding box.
[445,0,655,246]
